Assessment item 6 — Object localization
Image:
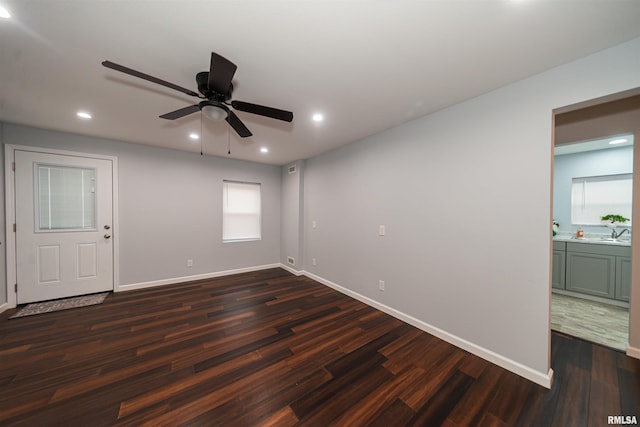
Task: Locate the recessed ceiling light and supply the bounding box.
[260,147,269,153]
[189,133,199,140]
[76,111,92,119]
[609,138,628,145]
[0,6,11,19]
[312,113,324,122]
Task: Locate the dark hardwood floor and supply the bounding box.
[1,268,638,426]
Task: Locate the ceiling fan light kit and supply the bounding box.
[201,103,227,121]
[101,52,293,140]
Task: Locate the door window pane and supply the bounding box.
[37,165,96,231]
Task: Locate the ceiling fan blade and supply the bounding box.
[159,104,201,120]
[226,110,253,138]
[102,60,199,98]
[208,52,237,94]
[231,100,294,122]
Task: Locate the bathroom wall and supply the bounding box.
[554,145,633,234]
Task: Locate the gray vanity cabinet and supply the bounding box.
[552,241,566,290]
[616,256,632,301]
[565,243,631,301]
[566,251,615,298]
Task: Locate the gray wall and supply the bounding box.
[554,146,633,234]
[1,124,281,291]
[303,36,640,381]
[280,160,304,271]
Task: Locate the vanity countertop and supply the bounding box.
[553,235,631,247]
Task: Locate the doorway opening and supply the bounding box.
[552,134,633,351]
[552,91,640,352]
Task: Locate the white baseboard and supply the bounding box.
[279,263,304,276]
[303,270,553,389]
[0,302,9,314]
[627,345,640,359]
[117,263,281,292]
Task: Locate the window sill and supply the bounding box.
[222,238,262,244]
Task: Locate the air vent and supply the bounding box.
[287,256,296,266]
[288,165,297,174]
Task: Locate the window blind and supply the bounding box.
[571,173,632,225]
[222,181,262,241]
[38,165,96,230]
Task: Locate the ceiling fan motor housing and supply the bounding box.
[196,72,231,101]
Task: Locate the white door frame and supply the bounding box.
[4,144,120,308]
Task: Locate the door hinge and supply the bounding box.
[12,162,15,172]
[14,283,17,293]
[13,223,16,232]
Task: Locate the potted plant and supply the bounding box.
[600,214,630,228]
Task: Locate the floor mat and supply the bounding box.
[9,292,109,319]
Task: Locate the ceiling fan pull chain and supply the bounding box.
[200,112,203,156]
[227,126,231,155]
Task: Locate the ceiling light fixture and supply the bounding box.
[76,111,92,119]
[0,6,10,19]
[609,138,628,145]
[260,147,269,153]
[189,133,199,140]
[312,113,324,122]
[201,104,227,121]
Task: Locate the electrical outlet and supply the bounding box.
[379,225,386,236]
[187,259,193,267]
[312,220,317,229]
[379,280,385,291]
[312,258,317,266]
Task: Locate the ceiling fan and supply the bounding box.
[102,52,293,138]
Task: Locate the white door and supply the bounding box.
[15,150,114,304]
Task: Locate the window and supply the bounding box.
[571,173,632,225]
[222,180,261,242]
[37,164,96,231]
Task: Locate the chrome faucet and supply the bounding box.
[612,228,630,239]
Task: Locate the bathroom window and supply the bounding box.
[222,180,261,242]
[571,173,632,225]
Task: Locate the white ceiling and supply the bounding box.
[554,133,634,156]
[1,1,640,166]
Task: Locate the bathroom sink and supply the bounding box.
[568,237,630,245]
[599,238,628,244]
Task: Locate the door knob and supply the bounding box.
[104,225,111,230]
[104,234,111,239]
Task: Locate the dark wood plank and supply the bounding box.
[589,344,622,427]
[367,398,416,427]
[406,370,475,426]
[0,267,638,426]
[618,363,640,417]
[446,364,506,426]
[551,364,590,426]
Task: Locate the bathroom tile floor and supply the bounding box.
[551,293,629,351]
